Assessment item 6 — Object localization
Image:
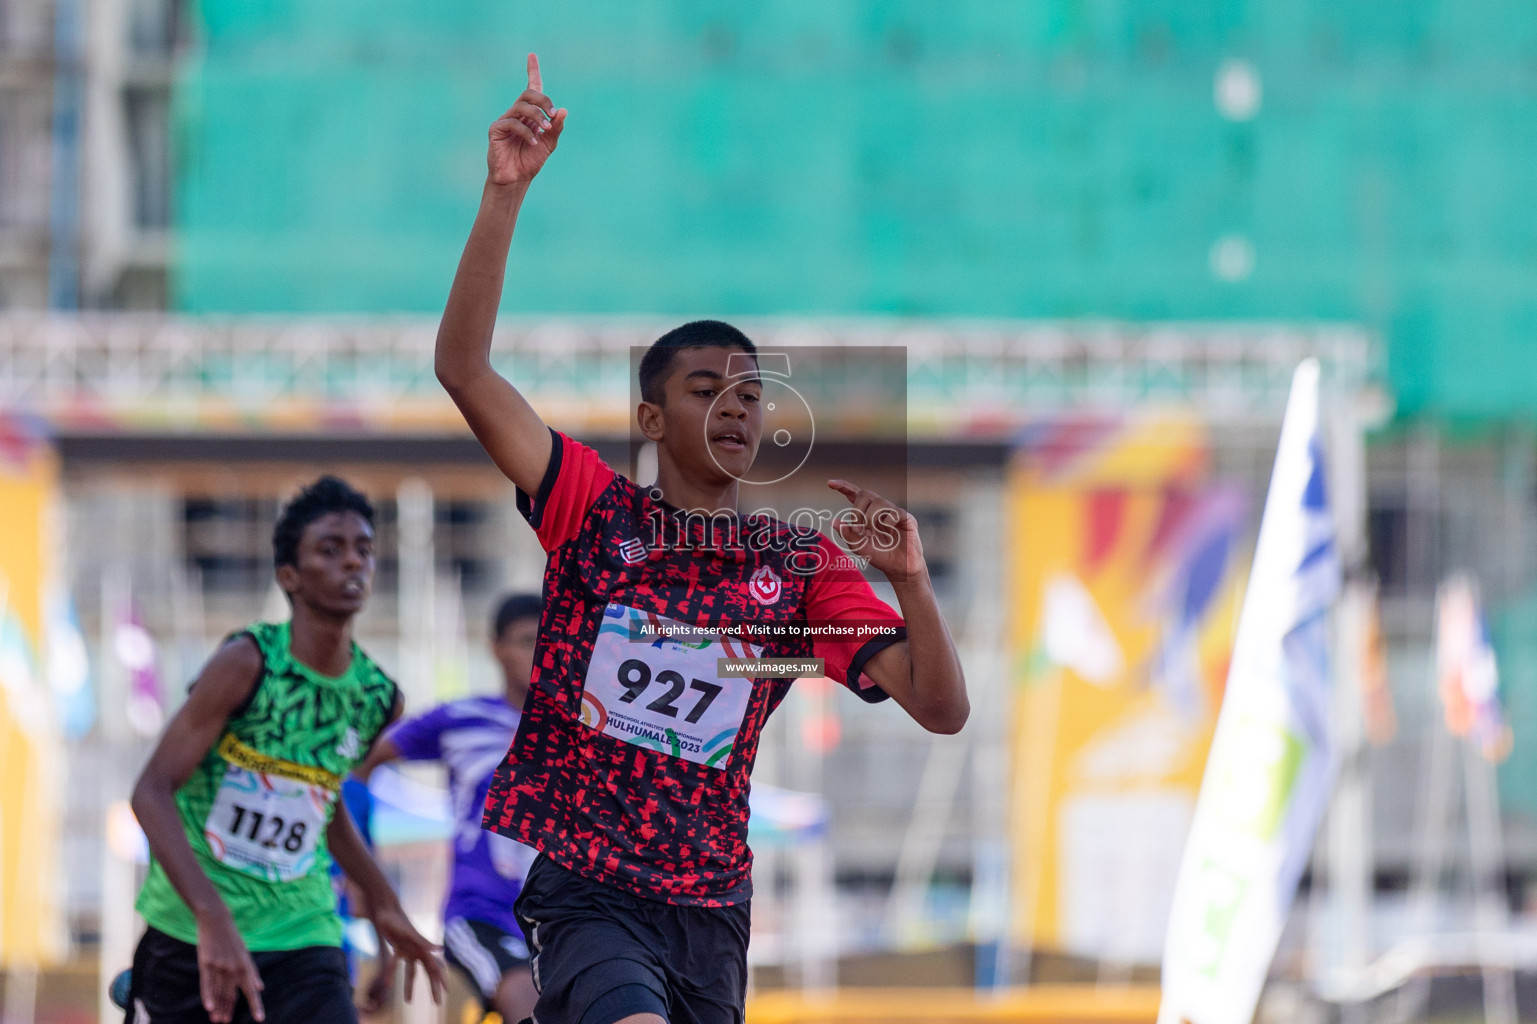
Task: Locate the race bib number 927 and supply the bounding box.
[580,603,759,769]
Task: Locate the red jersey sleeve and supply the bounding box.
[516,428,617,552]
[802,535,906,702]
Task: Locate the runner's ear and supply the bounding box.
[636,401,665,442]
[274,563,300,597]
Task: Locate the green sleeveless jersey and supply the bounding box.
[136,621,398,950]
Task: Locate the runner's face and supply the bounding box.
[282,511,375,615]
[652,346,762,484]
[493,616,539,708]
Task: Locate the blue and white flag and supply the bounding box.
[1158,359,1342,1024]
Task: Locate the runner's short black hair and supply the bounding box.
[272,476,375,568]
[492,592,543,639]
[638,320,757,405]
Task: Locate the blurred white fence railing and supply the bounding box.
[0,314,1378,433]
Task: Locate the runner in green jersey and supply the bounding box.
[128,477,445,1024]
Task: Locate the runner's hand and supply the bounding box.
[195,905,265,1022]
[372,903,446,1005]
[827,480,927,584]
[488,53,567,188]
[355,942,396,1016]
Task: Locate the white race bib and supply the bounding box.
[202,743,333,882]
[580,603,760,770]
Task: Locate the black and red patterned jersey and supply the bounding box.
[483,429,906,906]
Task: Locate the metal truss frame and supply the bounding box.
[0,314,1377,431]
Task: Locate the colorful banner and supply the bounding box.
[1007,414,1246,963]
[0,413,68,966]
[1159,360,1341,1024]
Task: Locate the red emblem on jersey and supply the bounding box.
[749,565,781,606]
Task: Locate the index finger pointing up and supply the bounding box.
[527,52,542,92]
[827,479,861,502]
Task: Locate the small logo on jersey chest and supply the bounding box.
[336,727,361,760]
[617,537,648,565]
[749,565,782,605]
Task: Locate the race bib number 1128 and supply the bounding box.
[204,762,331,883]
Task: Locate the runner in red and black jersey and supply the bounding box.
[435,54,968,1024]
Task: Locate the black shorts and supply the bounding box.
[125,926,356,1024]
[443,915,531,1007]
[514,856,750,1024]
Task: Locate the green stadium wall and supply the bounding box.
[174,1,1537,419]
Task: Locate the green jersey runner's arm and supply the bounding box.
[326,792,446,1005]
[342,696,404,1015]
[350,734,402,783]
[130,635,267,1023]
[435,53,567,496]
[335,690,402,908]
[340,692,401,909]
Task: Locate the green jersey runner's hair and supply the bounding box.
[271,475,375,568]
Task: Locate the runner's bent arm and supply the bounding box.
[350,735,401,782]
[341,708,402,1014]
[352,691,405,783]
[352,700,453,783]
[435,53,567,496]
[130,636,267,1022]
[859,579,968,734]
[326,802,446,1003]
[828,480,969,734]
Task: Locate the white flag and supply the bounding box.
[1158,359,1341,1024]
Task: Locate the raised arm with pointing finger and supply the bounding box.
[434,56,965,738]
[438,56,967,1024]
[435,53,567,496]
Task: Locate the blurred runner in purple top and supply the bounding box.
[356,593,541,1022]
